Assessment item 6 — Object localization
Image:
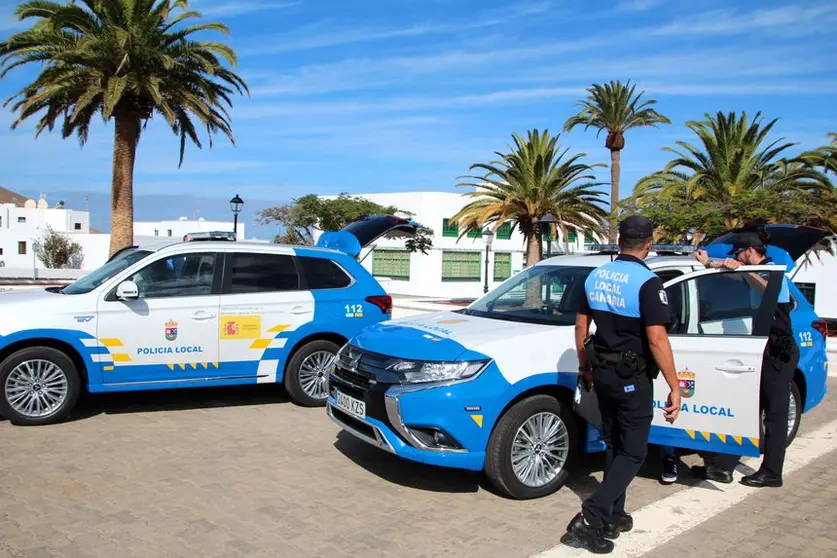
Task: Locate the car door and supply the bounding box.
[648,265,787,457]
[217,250,313,382]
[96,250,222,384]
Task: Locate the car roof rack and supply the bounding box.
[183,231,236,242]
[586,243,697,255]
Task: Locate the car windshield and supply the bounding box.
[61,249,153,295]
[464,264,595,325]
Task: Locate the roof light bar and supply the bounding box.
[183,231,237,242]
[586,243,697,254]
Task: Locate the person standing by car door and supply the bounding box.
[561,216,682,554]
[692,229,799,487]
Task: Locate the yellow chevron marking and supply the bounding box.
[212,362,219,368]
[111,353,131,362]
[250,338,272,349]
[470,415,484,428]
[701,431,711,442]
[103,365,114,371]
[99,338,124,347]
[716,433,727,443]
[732,435,743,445]
[686,430,696,439]
[267,324,291,333]
[166,364,175,371]
[189,363,198,370]
[748,437,760,448]
[201,362,208,369]
[178,363,186,370]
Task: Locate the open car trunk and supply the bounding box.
[315,214,422,258]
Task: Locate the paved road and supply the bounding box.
[643,447,837,558]
[1,374,835,558]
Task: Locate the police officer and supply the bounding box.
[561,216,682,554]
[692,227,799,488]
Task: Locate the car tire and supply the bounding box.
[484,394,577,500]
[0,347,81,426]
[759,380,802,452]
[284,339,339,407]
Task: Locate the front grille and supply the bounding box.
[331,366,373,392]
[331,344,401,393]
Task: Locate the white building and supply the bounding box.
[318,191,604,299]
[134,216,245,240]
[0,195,91,269]
[0,188,249,274]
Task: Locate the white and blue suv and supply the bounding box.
[0,215,419,426]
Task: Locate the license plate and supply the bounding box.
[335,390,366,419]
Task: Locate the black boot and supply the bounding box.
[603,513,634,540]
[741,470,782,488]
[691,464,733,484]
[560,512,614,554]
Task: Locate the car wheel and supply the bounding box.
[0,347,81,426]
[484,394,577,500]
[759,381,802,451]
[284,340,339,407]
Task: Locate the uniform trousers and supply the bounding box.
[582,364,653,527]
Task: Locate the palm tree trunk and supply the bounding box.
[560,223,569,254]
[524,229,542,307]
[109,114,141,256]
[609,149,621,243]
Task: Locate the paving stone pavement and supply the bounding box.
[642,448,837,558]
[1,378,835,558]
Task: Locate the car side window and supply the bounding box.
[128,252,216,299]
[227,253,300,294]
[672,272,768,336]
[297,256,352,289]
[658,270,686,334]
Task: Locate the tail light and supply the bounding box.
[812,319,828,340]
[366,295,392,314]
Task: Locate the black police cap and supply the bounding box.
[618,215,654,240]
[727,231,765,255]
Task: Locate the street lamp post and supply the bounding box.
[540,212,559,259]
[229,194,244,236]
[482,226,494,294]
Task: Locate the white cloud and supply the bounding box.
[194,0,301,17]
[651,3,837,37]
[613,0,667,13]
[240,2,554,55]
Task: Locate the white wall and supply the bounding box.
[0,202,92,269]
[134,217,246,240]
[317,191,602,298]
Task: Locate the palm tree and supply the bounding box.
[0,0,248,255]
[452,129,608,268]
[630,111,832,238]
[800,132,837,176]
[564,80,670,242]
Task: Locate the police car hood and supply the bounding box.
[0,288,93,336]
[352,310,575,362]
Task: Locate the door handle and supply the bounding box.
[191,311,216,321]
[291,306,311,315]
[715,362,756,374]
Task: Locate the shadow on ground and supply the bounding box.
[332,433,753,499]
[65,384,293,422]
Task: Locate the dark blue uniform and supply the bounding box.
[578,254,670,527]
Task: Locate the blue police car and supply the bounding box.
[0,215,419,426]
[327,224,830,499]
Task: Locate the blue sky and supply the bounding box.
[0,0,836,233]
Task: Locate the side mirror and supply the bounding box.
[116,280,139,300]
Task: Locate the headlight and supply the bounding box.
[386,359,489,384]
